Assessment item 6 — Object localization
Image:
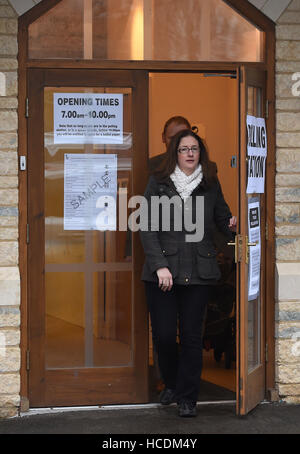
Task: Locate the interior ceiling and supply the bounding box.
[9,0,292,22]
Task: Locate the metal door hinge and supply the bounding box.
[26,224,29,244]
[25,98,29,118]
[26,350,30,370]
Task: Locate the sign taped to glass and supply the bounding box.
[246,115,267,194]
[54,93,123,144]
[64,154,117,231]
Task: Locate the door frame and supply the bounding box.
[18,0,276,410]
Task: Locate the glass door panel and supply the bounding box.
[44,86,133,370]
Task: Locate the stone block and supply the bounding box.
[277,11,300,23]
[288,0,300,11]
[276,149,300,172]
[0,346,20,372]
[282,396,300,404]
[276,362,300,383]
[0,373,20,394]
[0,228,18,240]
[276,238,300,260]
[276,174,300,188]
[0,133,17,150]
[0,112,17,132]
[276,41,300,62]
[276,61,300,73]
[277,133,300,147]
[0,36,17,56]
[276,301,300,321]
[0,242,18,266]
[0,406,17,418]
[0,189,18,205]
[0,328,20,346]
[0,112,17,133]
[0,307,20,327]
[275,203,300,224]
[0,394,20,408]
[0,267,20,306]
[0,59,17,70]
[0,18,17,34]
[0,176,18,188]
[2,72,17,97]
[276,321,300,339]
[0,6,15,17]
[0,98,17,109]
[275,262,300,300]
[277,25,300,40]
[278,384,300,396]
[276,187,300,202]
[0,151,17,175]
[277,112,300,132]
[276,338,300,362]
[276,224,300,236]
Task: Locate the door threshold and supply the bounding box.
[19,400,236,417]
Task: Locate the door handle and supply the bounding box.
[228,236,257,264]
[227,234,243,263]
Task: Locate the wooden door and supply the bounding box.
[236,67,267,415]
[27,69,149,407]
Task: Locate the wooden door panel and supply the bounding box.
[237,67,266,415]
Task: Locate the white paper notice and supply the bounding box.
[54,93,123,144]
[64,154,117,231]
[248,198,261,301]
[246,115,267,194]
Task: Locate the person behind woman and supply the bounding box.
[140,129,236,417]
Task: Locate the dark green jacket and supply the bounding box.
[139,175,234,285]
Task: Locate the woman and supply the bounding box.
[140,129,236,417]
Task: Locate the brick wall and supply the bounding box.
[0,0,20,418]
[275,0,300,403]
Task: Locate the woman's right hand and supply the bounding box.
[156,267,173,292]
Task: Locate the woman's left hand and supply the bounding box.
[228,216,237,232]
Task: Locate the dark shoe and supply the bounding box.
[159,388,175,405]
[178,400,197,417]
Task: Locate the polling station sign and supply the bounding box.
[246,115,267,194]
[54,93,123,145]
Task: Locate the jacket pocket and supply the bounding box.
[196,244,221,281]
[161,242,178,278]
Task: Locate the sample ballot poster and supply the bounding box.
[246,115,267,194]
[248,198,261,301]
[64,154,117,231]
[54,93,123,144]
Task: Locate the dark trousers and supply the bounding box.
[145,282,210,403]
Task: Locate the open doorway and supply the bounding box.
[148,72,238,402]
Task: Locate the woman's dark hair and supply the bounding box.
[153,129,216,187]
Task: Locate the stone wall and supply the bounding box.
[0,0,20,418]
[0,0,300,418]
[275,0,300,404]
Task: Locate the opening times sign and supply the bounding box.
[54,93,123,144]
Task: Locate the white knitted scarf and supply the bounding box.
[170,164,203,202]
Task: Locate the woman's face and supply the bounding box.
[177,135,200,175]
